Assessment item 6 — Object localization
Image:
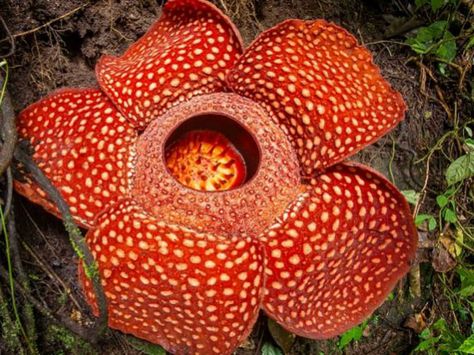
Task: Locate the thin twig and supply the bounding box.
[0,3,89,44]
[14,146,108,343]
[407,144,435,299]
[21,203,60,259]
[22,240,83,312]
[0,15,15,58]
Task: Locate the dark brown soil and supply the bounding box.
[0,0,457,354]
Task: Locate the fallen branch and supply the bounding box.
[14,146,109,343]
[0,69,108,342]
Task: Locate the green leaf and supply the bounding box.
[438,62,447,75]
[465,138,474,151]
[466,36,474,50]
[435,31,457,62]
[459,285,474,297]
[406,38,428,54]
[127,337,166,355]
[445,153,474,185]
[436,194,449,208]
[465,126,473,137]
[338,321,368,349]
[454,228,464,256]
[457,268,474,297]
[432,318,449,332]
[457,334,474,353]
[338,330,359,349]
[261,342,284,355]
[420,328,432,339]
[406,21,453,60]
[443,208,457,223]
[415,214,437,231]
[402,190,420,205]
[424,21,448,39]
[431,0,445,11]
[415,335,440,351]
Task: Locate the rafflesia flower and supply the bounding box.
[14,0,418,353]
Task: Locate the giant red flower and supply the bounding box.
[15,0,417,354]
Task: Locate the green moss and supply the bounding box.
[0,297,22,353]
[45,325,96,355]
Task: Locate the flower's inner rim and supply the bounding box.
[164,113,261,192]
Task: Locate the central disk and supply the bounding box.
[165,130,246,191]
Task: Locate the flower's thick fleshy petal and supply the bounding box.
[15,88,137,227]
[80,199,264,355]
[260,162,417,339]
[227,20,406,175]
[97,0,243,130]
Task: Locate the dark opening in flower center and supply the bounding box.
[164,114,260,192]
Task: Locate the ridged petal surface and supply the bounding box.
[260,162,417,338]
[227,20,406,175]
[15,88,137,227]
[80,199,264,355]
[97,0,243,130]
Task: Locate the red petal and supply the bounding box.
[260,162,417,338]
[80,199,264,354]
[227,20,406,175]
[97,0,243,130]
[15,88,137,227]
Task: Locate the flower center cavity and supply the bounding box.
[164,114,260,192]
